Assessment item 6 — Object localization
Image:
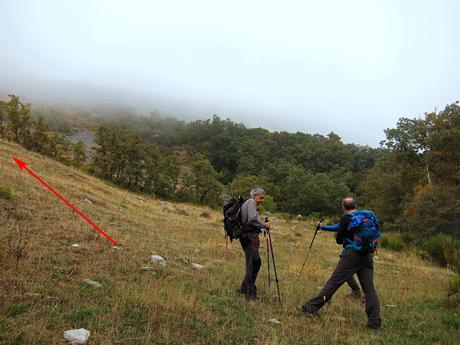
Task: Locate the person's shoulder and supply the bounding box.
[246,198,256,206]
[341,213,353,221]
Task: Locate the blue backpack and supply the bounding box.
[345,210,381,254]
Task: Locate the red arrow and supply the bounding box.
[13,157,119,246]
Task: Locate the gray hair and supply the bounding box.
[250,187,265,197]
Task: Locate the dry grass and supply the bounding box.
[0,139,458,344]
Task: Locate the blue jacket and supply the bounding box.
[320,213,353,247]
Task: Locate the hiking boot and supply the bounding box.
[245,285,257,301]
[367,319,382,330]
[298,303,319,318]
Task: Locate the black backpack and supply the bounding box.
[223,196,247,241]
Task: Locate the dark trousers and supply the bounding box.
[347,275,361,292]
[240,232,261,293]
[342,249,361,292]
[302,249,381,327]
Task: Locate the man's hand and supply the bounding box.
[263,221,272,230]
[315,220,323,231]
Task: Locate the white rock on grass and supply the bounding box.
[71,244,80,248]
[269,318,281,325]
[191,263,205,270]
[150,255,166,267]
[82,279,102,288]
[64,328,90,344]
[140,266,150,270]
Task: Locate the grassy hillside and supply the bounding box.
[0,139,458,345]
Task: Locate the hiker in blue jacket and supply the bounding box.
[319,221,362,299]
[300,197,381,330]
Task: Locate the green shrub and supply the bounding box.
[449,275,460,295]
[380,233,403,251]
[261,195,277,213]
[422,234,460,267]
[400,232,417,244]
[0,186,12,200]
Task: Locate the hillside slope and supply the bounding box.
[0,139,458,345]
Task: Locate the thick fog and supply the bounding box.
[1,0,459,146]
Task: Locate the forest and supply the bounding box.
[1,95,459,263]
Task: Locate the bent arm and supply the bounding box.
[320,223,340,232]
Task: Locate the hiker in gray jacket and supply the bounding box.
[239,187,271,301]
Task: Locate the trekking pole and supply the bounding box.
[297,218,323,281]
[264,229,271,288]
[265,217,282,305]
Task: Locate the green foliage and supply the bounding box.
[358,154,411,224]
[230,175,273,198]
[66,304,95,323]
[176,115,381,214]
[421,234,460,267]
[400,232,417,244]
[279,164,350,215]
[261,194,276,213]
[1,95,32,145]
[0,95,71,161]
[403,184,460,238]
[71,140,86,167]
[449,275,460,294]
[176,154,224,206]
[380,233,404,251]
[359,102,460,264]
[90,125,180,198]
[8,303,28,317]
[0,186,12,200]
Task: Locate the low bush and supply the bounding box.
[421,233,460,267]
[400,232,417,244]
[380,233,403,251]
[0,186,12,200]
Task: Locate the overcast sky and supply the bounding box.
[1,0,459,146]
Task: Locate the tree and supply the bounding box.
[2,95,32,145]
[72,141,87,167]
[358,154,408,224]
[359,102,460,235]
[177,155,224,206]
[402,184,460,238]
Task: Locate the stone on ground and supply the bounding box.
[192,263,205,270]
[82,279,102,288]
[150,255,166,267]
[63,328,90,344]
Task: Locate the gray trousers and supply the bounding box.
[240,232,261,292]
[302,249,381,327]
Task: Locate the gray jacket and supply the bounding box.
[241,198,264,232]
